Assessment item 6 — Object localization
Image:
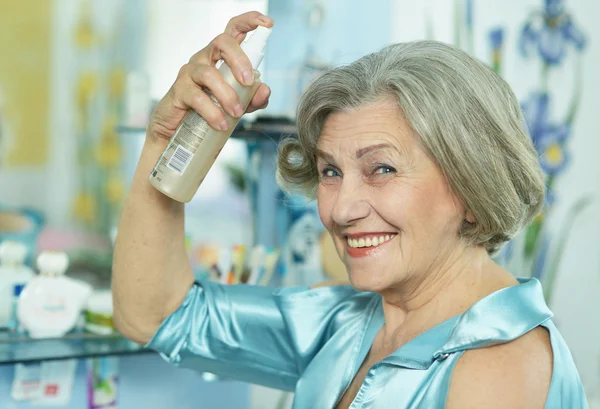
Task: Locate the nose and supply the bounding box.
[331,178,371,227]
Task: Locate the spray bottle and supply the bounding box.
[149,26,272,203]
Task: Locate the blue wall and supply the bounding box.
[264,0,393,116]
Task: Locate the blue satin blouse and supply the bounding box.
[147,277,589,408]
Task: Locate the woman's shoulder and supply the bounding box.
[434,278,588,408]
[446,326,553,409]
[271,282,379,370]
[273,282,379,337]
[273,282,379,322]
[273,281,376,308]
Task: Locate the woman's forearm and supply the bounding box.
[111,11,273,345]
[112,139,195,344]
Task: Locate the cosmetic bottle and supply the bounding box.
[17,251,92,338]
[0,241,35,327]
[149,26,272,202]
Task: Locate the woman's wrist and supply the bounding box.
[128,138,169,198]
[144,131,171,152]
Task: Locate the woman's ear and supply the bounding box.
[465,210,476,224]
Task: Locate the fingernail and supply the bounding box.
[220,120,229,131]
[242,70,254,86]
[259,16,272,25]
[233,104,244,117]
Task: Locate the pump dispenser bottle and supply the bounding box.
[149,26,272,202]
[0,241,35,327]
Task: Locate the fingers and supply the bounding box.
[170,64,270,132]
[189,11,273,87]
[158,11,274,134]
[187,64,245,118]
[224,11,274,42]
[246,83,271,113]
[169,65,229,131]
[201,33,256,87]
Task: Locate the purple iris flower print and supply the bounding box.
[519,0,586,65]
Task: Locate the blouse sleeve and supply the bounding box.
[145,279,366,391]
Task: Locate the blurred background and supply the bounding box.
[0,0,598,408]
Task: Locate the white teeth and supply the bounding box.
[346,234,394,248]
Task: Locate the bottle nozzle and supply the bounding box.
[241,25,272,69]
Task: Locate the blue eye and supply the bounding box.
[320,167,340,178]
[373,165,396,175]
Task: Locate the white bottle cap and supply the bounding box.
[241,25,272,69]
[0,241,28,265]
[37,251,69,276]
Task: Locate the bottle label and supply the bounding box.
[151,92,223,180]
[172,109,213,154]
[167,145,193,174]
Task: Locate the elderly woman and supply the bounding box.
[112,11,588,409]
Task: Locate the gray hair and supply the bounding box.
[277,40,545,255]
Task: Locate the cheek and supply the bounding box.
[374,181,418,214]
[374,181,437,227]
[410,181,464,231]
[317,185,333,227]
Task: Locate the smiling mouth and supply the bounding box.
[345,234,397,249]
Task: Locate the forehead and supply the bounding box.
[316,99,415,152]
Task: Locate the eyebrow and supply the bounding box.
[315,143,399,162]
[315,149,335,163]
[355,143,397,159]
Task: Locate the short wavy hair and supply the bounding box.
[276,40,545,255]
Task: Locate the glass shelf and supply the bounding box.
[0,330,152,365]
[116,117,297,142]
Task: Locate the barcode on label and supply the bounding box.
[167,145,193,174]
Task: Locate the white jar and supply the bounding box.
[84,290,114,335]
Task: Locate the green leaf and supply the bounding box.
[565,53,584,125]
[223,163,247,192]
[544,195,594,304]
[524,216,543,257]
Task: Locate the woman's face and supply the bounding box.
[316,99,468,293]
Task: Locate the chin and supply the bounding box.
[347,268,391,293]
